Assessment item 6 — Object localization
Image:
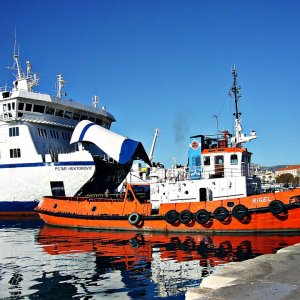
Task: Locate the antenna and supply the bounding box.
[92,95,99,109]
[12,29,23,80]
[229,66,257,147]
[149,128,159,162]
[56,74,65,98]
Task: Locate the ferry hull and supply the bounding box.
[0,201,39,216]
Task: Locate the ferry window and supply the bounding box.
[46,107,55,115]
[8,103,11,111]
[215,155,224,165]
[204,156,210,166]
[50,130,53,138]
[18,102,24,110]
[95,119,103,126]
[3,104,7,112]
[9,127,19,137]
[102,122,110,129]
[88,116,95,122]
[230,154,238,165]
[10,148,21,158]
[80,115,87,120]
[64,111,72,119]
[55,109,64,117]
[33,104,45,113]
[18,112,23,117]
[12,102,15,110]
[25,103,32,111]
[73,113,80,120]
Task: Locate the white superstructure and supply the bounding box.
[149,66,261,210]
[0,48,121,213]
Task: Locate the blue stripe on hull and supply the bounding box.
[0,201,39,213]
[0,161,94,169]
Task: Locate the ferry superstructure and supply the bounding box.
[0,50,130,214]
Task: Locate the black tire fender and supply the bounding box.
[232,204,248,220]
[178,210,193,224]
[128,212,141,226]
[269,200,285,215]
[214,207,229,221]
[195,209,210,224]
[165,210,179,224]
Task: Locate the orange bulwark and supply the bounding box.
[35,184,300,233]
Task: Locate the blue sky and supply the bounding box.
[0,0,299,167]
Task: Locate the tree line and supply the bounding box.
[276,173,300,187]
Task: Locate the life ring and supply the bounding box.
[232,204,248,220]
[178,210,193,224]
[165,210,179,224]
[195,209,210,224]
[269,200,285,215]
[128,212,141,226]
[214,207,229,221]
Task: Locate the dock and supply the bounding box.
[186,242,300,300]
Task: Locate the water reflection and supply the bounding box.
[1,220,300,299]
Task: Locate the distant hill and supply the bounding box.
[260,165,288,172]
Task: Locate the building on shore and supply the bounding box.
[275,165,300,177]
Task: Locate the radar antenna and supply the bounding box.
[229,65,256,147]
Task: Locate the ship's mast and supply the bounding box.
[149,128,159,162]
[229,66,256,147]
[10,33,39,92]
[56,74,65,98]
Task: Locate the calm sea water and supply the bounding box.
[1,218,300,299]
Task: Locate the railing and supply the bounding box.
[153,163,253,182]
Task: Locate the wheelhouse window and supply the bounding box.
[215,155,224,165]
[203,156,210,166]
[18,102,24,110]
[33,104,45,113]
[45,106,55,115]
[10,148,21,158]
[9,127,19,137]
[73,113,80,120]
[55,109,64,117]
[230,154,238,165]
[242,154,251,164]
[64,111,72,119]
[25,103,32,111]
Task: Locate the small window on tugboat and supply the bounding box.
[204,156,210,165]
[215,155,224,165]
[230,154,238,165]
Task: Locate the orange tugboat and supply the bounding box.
[36,182,300,232]
[36,67,300,233]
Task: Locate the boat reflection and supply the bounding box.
[36,226,300,298]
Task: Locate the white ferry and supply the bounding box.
[0,49,133,215]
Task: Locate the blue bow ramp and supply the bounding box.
[70,120,151,166]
